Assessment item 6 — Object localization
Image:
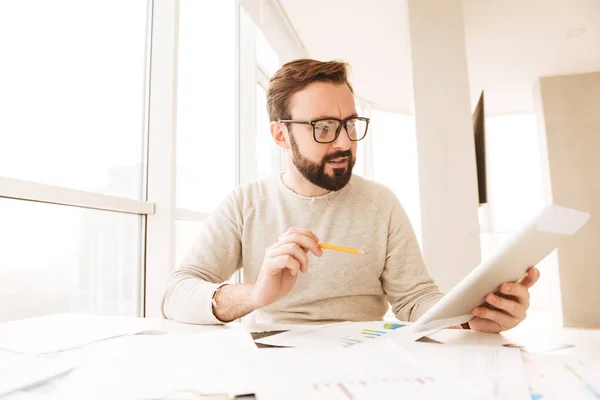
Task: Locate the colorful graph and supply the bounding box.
[340,323,405,347]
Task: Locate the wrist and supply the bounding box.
[248,283,266,310]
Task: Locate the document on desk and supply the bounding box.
[523,353,600,400]
[401,342,530,400]
[253,321,438,349]
[0,314,152,354]
[52,328,258,399]
[254,339,480,400]
[0,353,74,397]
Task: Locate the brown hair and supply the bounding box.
[266,59,354,122]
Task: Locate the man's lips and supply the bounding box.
[327,157,348,163]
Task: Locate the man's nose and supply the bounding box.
[332,125,352,149]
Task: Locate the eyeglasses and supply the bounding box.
[278,116,370,144]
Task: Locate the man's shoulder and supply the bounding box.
[229,178,278,212]
[348,175,399,208]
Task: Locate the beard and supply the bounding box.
[289,133,356,191]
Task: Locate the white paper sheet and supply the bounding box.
[0,314,152,354]
[254,339,480,400]
[0,354,73,397]
[523,353,600,400]
[410,314,473,333]
[401,342,530,400]
[253,320,438,349]
[50,328,258,399]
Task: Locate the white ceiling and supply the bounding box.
[279,0,600,115]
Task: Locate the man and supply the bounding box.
[162,59,540,332]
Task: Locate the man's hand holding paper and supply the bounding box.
[469,267,540,333]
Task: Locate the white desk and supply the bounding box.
[2,312,599,399]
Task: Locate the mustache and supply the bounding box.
[323,150,353,163]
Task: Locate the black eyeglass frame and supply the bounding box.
[278,116,370,144]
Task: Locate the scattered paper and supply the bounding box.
[51,328,258,399]
[523,353,600,400]
[401,342,530,400]
[253,339,480,400]
[0,314,152,354]
[502,337,575,354]
[253,320,437,349]
[0,354,73,397]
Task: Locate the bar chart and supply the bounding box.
[340,323,405,348]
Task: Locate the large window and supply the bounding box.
[0,0,306,323]
[0,1,150,321]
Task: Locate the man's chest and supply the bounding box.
[240,204,389,287]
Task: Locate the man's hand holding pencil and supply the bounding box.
[250,227,362,309]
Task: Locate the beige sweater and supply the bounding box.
[162,175,443,325]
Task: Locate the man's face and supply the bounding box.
[285,82,357,191]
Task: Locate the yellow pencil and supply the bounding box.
[318,243,364,255]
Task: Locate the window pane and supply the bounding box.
[371,111,422,233]
[177,0,236,211]
[0,199,141,322]
[256,28,280,76]
[0,2,148,199]
[486,114,545,232]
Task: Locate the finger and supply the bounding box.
[517,267,540,289]
[276,234,322,257]
[498,282,530,307]
[485,293,526,320]
[472,306,520,331]
[282,227,319,243]
[467,317,501,333]
[268,243,309,273]
[267,255,301,276]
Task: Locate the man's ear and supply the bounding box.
[270,121,291,150]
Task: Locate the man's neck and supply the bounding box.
[281,168,331,197]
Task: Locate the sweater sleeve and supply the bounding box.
[161,189,244,324]
[380,193,444,322]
